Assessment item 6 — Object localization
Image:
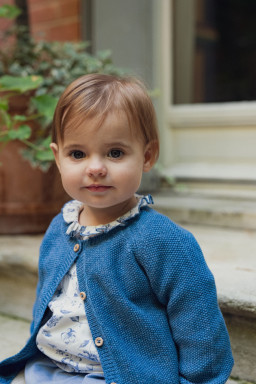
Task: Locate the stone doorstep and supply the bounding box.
[185,224,256,320]
[0,313,30,362]
[228,381,255,384]
[153,191,256,230]
[0,235,41,321]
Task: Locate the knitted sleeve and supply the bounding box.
[134,211,234,384]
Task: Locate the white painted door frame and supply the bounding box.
[152,0,256,182]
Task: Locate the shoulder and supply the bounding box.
[39,203,70,253]
[134,207,196,245]
[130,207,204,266]
[43,211,64,240]
[130,208,214,299]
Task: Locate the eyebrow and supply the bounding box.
[62,141,131,151]
[63,143,84,150]
[106,141,131,148]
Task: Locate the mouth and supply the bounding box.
[85,185,112,192]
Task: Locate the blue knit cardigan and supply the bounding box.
[0,206,234,384]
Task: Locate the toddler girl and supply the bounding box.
[0,74,233,384]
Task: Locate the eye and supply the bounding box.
[108,149,124,159]
[70,150,85,160]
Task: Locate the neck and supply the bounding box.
[79,196,137,226]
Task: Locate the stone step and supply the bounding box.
[0,235,40,321]
[0,314,30,362]
[0,222,256,382]
[186,224,256,383]
[153,189,256,230]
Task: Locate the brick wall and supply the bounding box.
[27,0,81,41]
[0,0,81,42]
[0,0,15,34]
[0,0,16,50]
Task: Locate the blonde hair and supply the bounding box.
[52,73,159,161]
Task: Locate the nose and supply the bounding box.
[86,157,107,178]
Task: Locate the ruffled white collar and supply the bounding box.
[62,194,153,240]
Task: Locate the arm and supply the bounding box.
[137,214,234,384]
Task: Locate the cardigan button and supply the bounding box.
[80,292,86,300]
[74,243,80,252]
[95,337,104,347]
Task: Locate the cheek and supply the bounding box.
[60,164,81,187]
[117,163,143,188]
[60,169,82,200]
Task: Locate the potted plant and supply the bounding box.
[0,4,124,234]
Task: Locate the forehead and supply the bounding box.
[63,110,144,144]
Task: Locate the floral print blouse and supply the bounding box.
[36,195,153,374]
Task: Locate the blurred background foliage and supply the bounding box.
[0,4,124,170]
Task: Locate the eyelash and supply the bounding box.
[108,149,124,159]
[69,150,85,160]
[69,149,124,160]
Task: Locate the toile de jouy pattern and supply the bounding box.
[36,194,153,373]
[36,263,103,373]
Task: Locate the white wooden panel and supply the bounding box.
[173,126,256,162]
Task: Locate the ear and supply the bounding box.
[50,143,61,172]
[143,141,157,173]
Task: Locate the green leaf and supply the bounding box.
[96,50,113,63]
[35,147,54,162]
[0,99,8,111]
[13,115,28,122]
[0,4,21,19]
[21,147,53,171]
[0,135,10,143]
[40,135,52,147]
[31,94,58,123]
[0,75,43,92]
[0,109,12,128]
[7,125,31,140]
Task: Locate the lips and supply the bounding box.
[86,185,112,192]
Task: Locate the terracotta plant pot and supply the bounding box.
[0,91,69,234]
[0,140,69,234]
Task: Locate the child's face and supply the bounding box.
[51,111,154,224]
